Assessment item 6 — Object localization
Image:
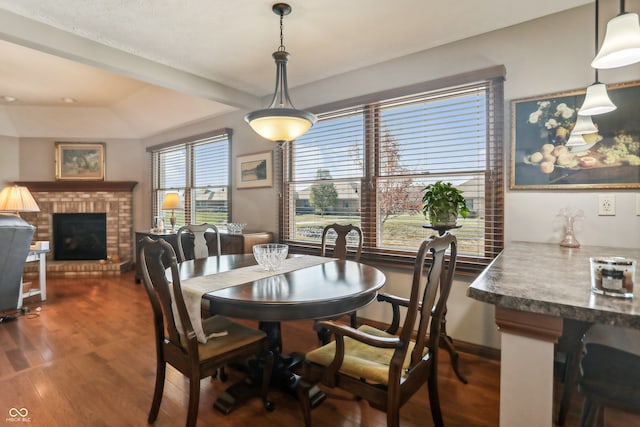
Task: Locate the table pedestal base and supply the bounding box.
[212,321,326,414]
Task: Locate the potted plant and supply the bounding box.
[422,181,470,226]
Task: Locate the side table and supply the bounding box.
[18,246,49,308]
[423,223,467,384]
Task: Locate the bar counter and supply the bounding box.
[467,241,640,427]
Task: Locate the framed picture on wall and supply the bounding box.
[55,142,106,181]
[236,150,273,189]
[510,80,640,189]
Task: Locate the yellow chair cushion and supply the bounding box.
[305,324,421,385]
[178,315,266,360]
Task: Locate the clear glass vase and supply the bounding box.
[559,217,580,248]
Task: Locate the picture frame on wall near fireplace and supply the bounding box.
[55,142,106,181]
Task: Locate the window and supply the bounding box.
[281,68,504,271]
[149,129,231,227]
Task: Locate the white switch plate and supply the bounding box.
[636,194,640,216]
[598,194,615,216]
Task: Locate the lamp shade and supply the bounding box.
[577,83,617,116]
[571,115,599,135]
[592,13,640,69]
[0,185,40,215]
[246,108,316,142]
[161,192,183,210]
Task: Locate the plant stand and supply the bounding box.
[423,223,468,384]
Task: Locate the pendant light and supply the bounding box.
[578,0,617,116]
[245,3,317,143]
[565,132,588,147]
[592,0,640,69]
[570,114,599,135]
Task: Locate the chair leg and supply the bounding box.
[386,405,400,427]
[557,349,582,425]
[215,366,228,382]
[427,367,444,427]
[148,360,166,424]
[261,351,275,411]
[297,378,313,427]
[580,397,601,427]
[186,375,201,427]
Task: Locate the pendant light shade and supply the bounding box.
[592,12,640,69]
[571,114,598,135]
[245,3,317,143]
[565,132,587,147]
[246,108,315,142]
[578,82,617,116]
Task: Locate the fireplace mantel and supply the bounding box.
[15,181,137,192]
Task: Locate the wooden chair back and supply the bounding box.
[176,223,221,261]
[140,236,197,355]
[321,223,362,261]
[298,232,457,427]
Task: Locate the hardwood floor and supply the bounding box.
[0,271,635,426]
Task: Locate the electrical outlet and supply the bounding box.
[598,194,615,216]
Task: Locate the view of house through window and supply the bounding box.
[149,129,231,228]
[282,72,504,270]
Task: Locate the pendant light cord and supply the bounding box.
[278,9,286,52]
[595,0,600,82]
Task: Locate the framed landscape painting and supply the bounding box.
[236,151,273,189]
[55,142,106,181]
[510,80,640,189]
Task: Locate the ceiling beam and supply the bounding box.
[0,9,261,110]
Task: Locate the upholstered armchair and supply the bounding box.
[0,214,35,315]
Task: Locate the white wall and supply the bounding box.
[0,134,20,185]
[7,3,640,349]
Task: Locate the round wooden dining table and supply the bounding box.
[175,253,386,413]
[177,254,386,321]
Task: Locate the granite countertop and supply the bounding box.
[467,241,640,329]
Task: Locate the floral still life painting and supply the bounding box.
[510,81,640,189]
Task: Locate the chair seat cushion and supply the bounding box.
[305,324,421,385]
[182,315,266,360]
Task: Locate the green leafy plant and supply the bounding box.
[421,181,469,225]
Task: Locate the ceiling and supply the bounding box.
[0,0,592,139]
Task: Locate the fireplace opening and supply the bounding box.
[52,213,107,260]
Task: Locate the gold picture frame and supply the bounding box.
[55,142,106,181]
[236,151,273,189]
[510,80,640,189]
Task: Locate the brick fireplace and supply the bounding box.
[16,181,137,277]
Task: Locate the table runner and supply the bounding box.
[179,255,334,343]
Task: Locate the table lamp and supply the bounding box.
[0,185,40,217]
[161,192,183,232]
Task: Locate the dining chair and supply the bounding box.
[555,319,592,425]
[176,223,221,324]
[176,223,222,262]
[316,223,363,344]
[139,237,274,427]
[578,325,640,427]
[297,232,457,427]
